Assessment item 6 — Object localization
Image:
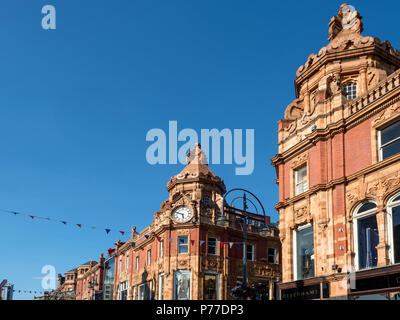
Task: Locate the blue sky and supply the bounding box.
[0,0,399,299]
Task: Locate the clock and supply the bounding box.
[173,207,192,222]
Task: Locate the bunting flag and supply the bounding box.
[144,235,149,239]
[0,209,129,237]
[229,242,234,248]
[199,240,205,246]
[190,240,195,245]
[220,241,224,248]
[156,236,162,242]
[238,243,243,248]
[169,238,173,243]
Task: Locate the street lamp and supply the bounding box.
[216,188,268,295]
[88,278,99,300]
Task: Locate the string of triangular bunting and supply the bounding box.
[0,209,128,236]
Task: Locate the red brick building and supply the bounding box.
[112,144,281,300]
[272,4,400,299]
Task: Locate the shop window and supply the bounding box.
[354,202,379,270]
[294,224,315,280]
[378,120,400,161]
[204,273,218,300]
[174,270,191,300]
[388,193,400,264]
[208,237,217,255]
[295,165,308,196]
[344,82,357,99]
[178,236,188,254]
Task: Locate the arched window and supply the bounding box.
[387,192,400,264]
[344,83,357,100]
[354,201,379,270]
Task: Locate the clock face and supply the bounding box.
[173,207,192,222]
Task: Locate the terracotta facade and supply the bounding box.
[272,4,400,299]
[113,144,281,300]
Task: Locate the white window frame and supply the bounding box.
[344,82,357,100]
[149,280,153,300]
[378,120,400,161]
[294,165,308,196]
[178,236,189,254]
[160,240,164,258]
[207,237,218,255]
[136,256,139,271]
[246,244,255,261]
[147,249,151,266]
[293,222,313,281]
[138,283,146,300]
[353,201,378,271]
[268,248,277,264]
[133,286,136,300]
[126,255,129,270]
[387,193,400,265]
[158,273,165,300]
[119,258,122,273]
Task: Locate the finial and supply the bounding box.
[328,4,363,41]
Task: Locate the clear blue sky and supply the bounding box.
[0,0,399,299]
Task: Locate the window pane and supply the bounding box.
[358,202,377,213]
[246,245,254,260]
[297,226,314,280]
[208,238,216,255]
[393,205,400,264]
[382,139,400,159]
[393,195,400,203]
[381,121,400,145]
[358,215,379,269]
[178,236,188,254]
[204,274,218,300]
[268,248,276,264]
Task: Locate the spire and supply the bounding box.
[167,143,226,193]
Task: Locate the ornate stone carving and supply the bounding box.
[291,153,308,168]
[317,218,330,232]
[366,172,400,202]
[372,102,400,127]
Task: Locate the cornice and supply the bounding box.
[275,153,400,210]
[271,85,400,167]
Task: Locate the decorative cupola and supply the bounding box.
[278,3,400,153]
[166,143,226,196]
